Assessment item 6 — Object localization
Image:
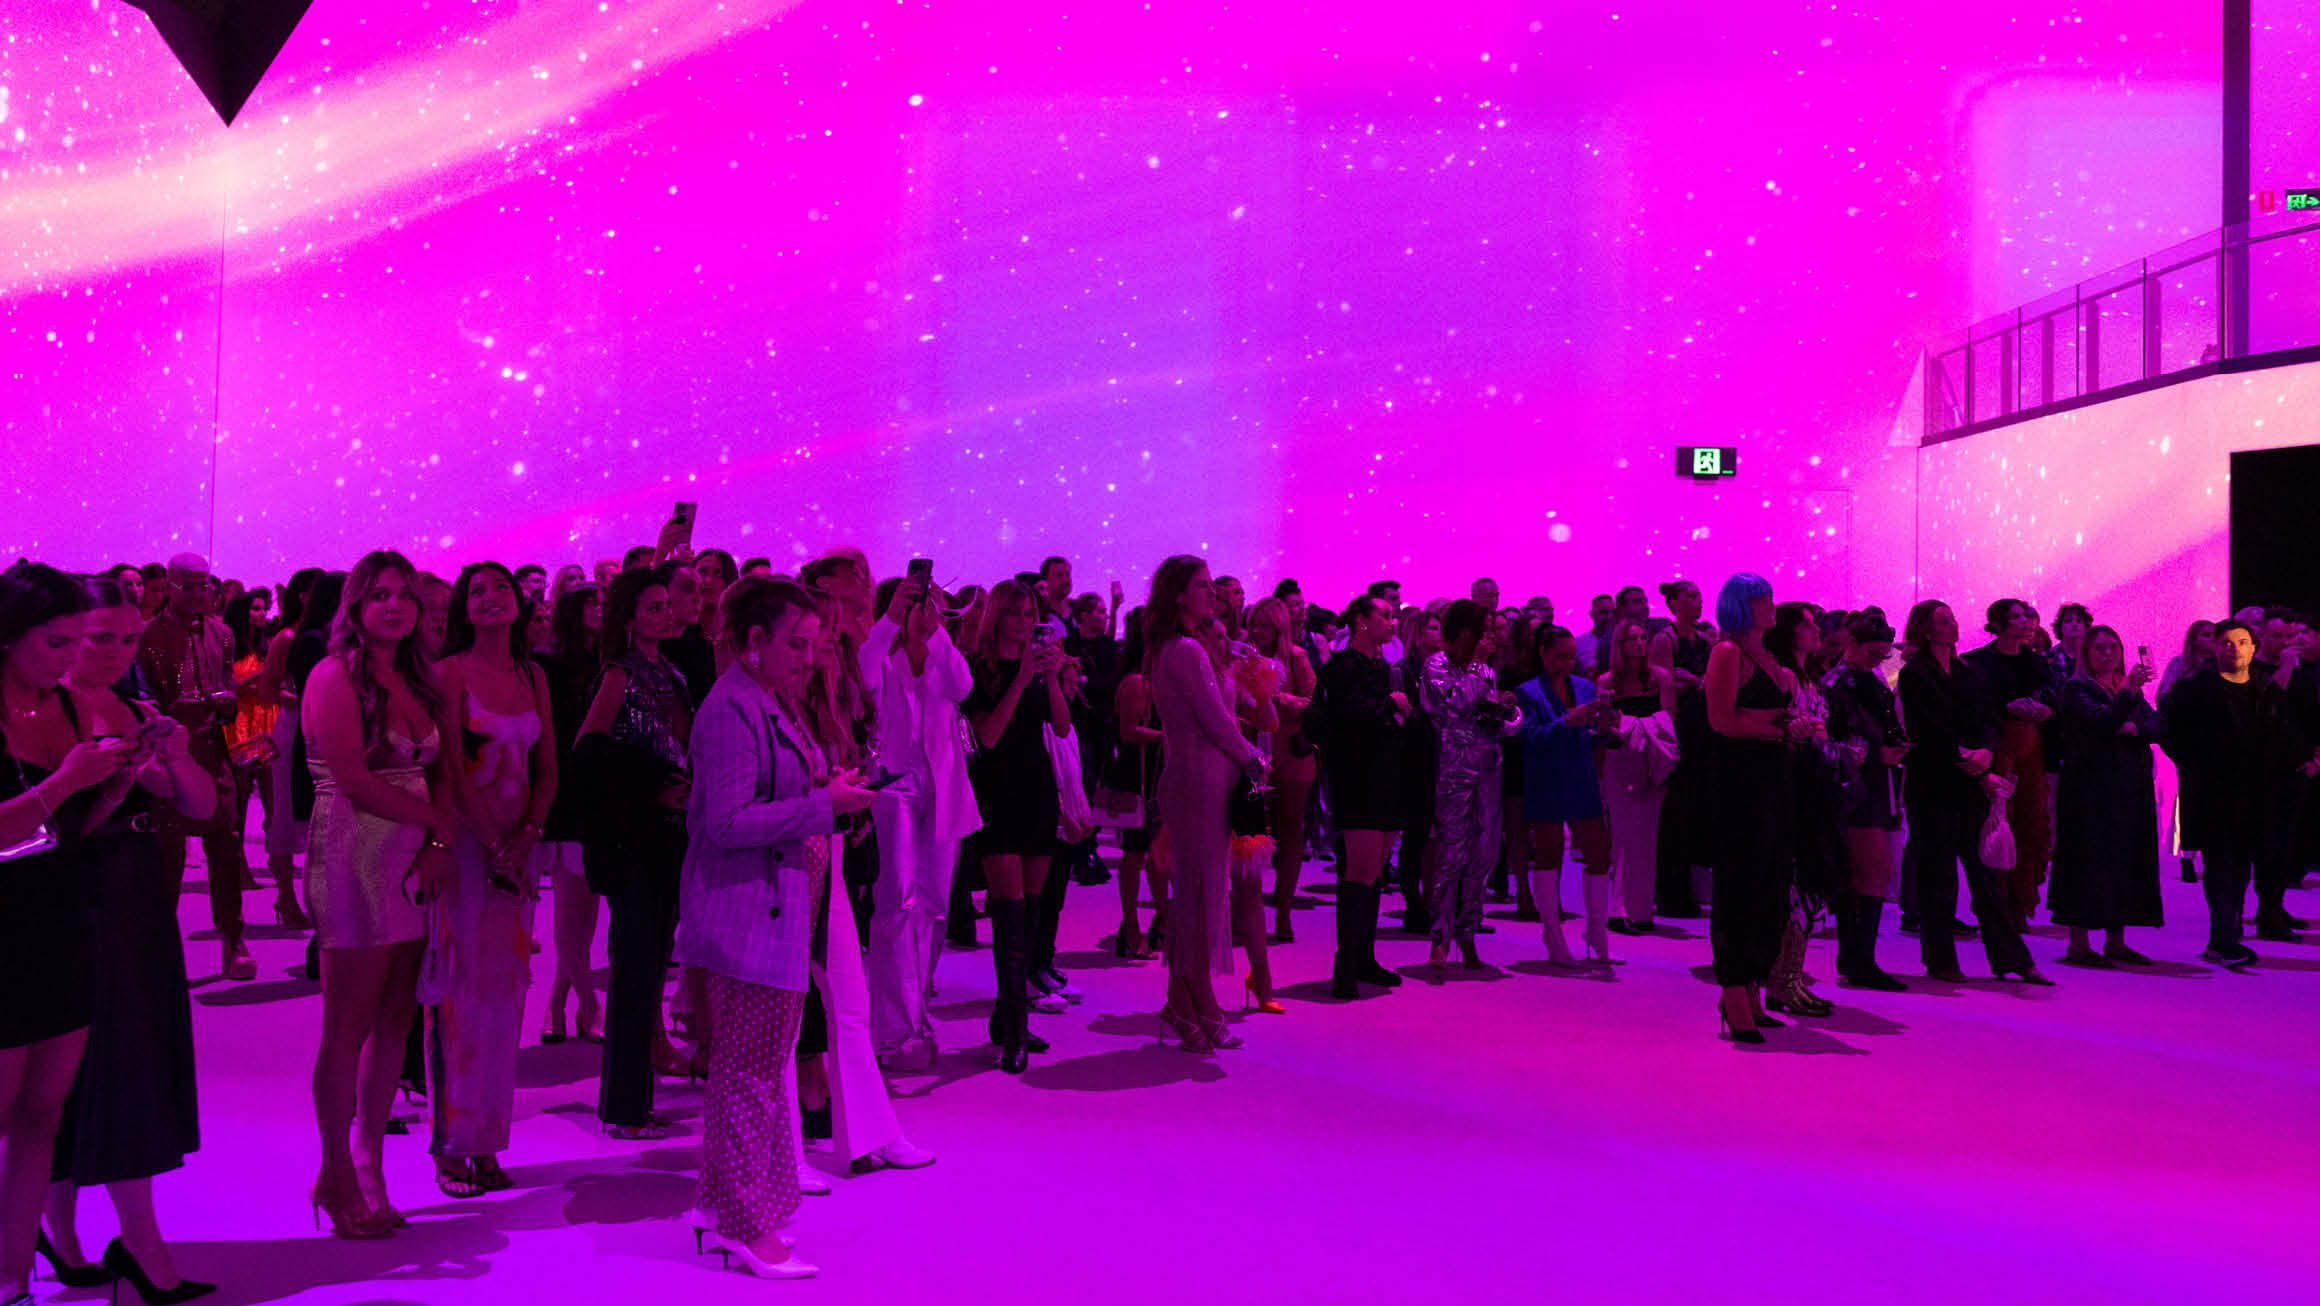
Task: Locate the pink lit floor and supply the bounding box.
[83,850,2320,1306]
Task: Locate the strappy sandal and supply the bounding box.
[470,1156,515,1192]
[434,1159,487,1200]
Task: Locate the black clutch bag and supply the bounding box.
[1228,774,1269,838]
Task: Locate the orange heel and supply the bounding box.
[1243,975,1285,1015]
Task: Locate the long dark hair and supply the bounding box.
[1903,600,1952,665]
[1764,600,1817,671]
[278,566,326,631]
[544,584,603,691]
[1118,604,1149,682]
[1142,554,1205,672]
[444,561,527,661]
[600,563,675,665]
[296,573,345,637]
[223,590,266,661]
[0,562,93,691]
[330,550,443,747]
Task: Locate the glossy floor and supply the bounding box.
[54,853,2320,1306]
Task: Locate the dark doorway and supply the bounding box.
[2231,444,2320,615]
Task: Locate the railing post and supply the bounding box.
[2084,292,2101,393]
[2142,259,2163,378]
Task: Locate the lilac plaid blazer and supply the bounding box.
[672,665,838,993]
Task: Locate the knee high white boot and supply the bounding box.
[1582,873,1613,963]
[1531,869,1577,965]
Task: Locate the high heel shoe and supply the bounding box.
[1199,1014,1244,1050]
[541,1004,569,1045]
[102,1239,215,1305]
[273,898,310,929]
[705,1232,818,1280]
[37,1230,116,1287]
[1159,1001,1212,1052]
[309,1186,392,1241]
[1717,1006,1765,1045]
[1243,976,1285,1015]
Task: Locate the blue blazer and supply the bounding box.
[1515,674,1606,825]
[672,665,839,993]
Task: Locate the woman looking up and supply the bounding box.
[1144,558,1267,1050]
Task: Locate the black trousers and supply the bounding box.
[598,844,679,1127]
[1904,799,2032,976]
[1708,858,1789,987]
[2199,844,2253,950]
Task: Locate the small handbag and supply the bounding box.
[1978,778,2018,872]
[1,754,61,862]
[1088,785,1144,830]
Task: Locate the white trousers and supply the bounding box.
[866,794,960,1061]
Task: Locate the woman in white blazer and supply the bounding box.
[673,578,874,1280]
[859,575,982,1069]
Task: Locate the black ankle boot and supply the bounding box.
[1843,896,1907,991]
[987,899,1031,1073]
[1331,881,1360,1000]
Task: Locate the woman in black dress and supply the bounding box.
[43,579,219,1302]
[1312,594,1409,999]
[961,580,1071,1073]
[2,563,138,1306]
[1702,573,1807,1043]
[2051,626,2164,966]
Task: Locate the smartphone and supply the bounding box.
[864,770,906,792]
[672,501,698,528]
[907,557,934,582]
[1031,624,1055,647]
[2136,644,2153,671]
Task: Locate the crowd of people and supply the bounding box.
[3,535,2316,1294]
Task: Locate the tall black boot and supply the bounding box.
[1350,880,1403,988]
[1331,879,1360,1000]
[988,898,1031,1073]
[1843,895,1907,991]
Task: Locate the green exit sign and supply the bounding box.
[2289,188,2320,212]
[1675,446,1739,479]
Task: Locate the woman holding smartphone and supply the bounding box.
[676,577,875,1280]
[39,577,219,1302]
[961,581,1071,1073]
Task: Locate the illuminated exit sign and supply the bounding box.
[2289,189,2320,212]
[1675,446,1739,480]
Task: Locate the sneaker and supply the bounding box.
[2199,944,2259,967]
[1041,968,1085,1002]
[1029,992,1068,1014]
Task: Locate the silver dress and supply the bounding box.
[306,725,438,950]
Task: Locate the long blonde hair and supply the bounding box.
[330,550,443,747]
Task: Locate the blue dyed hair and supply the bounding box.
[1715,572,1774,634]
